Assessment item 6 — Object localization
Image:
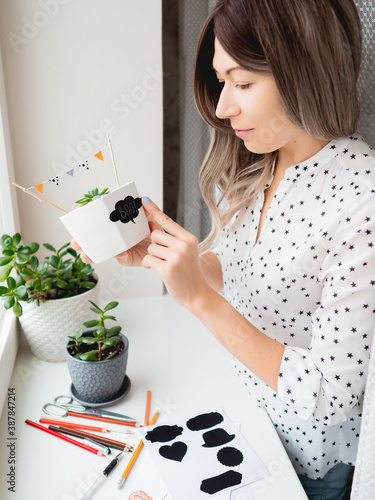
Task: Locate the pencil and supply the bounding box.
[116,411,159,489]
[69,412,141,427]
[144,390,151,426]
[39,417,133,434]
[48,425,133,452]
[25,419,105,456]
[39,418,110,432]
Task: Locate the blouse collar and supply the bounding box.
[283,135,357,183]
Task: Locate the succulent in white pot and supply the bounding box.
[0,233,99,362]
[60,181,150,264]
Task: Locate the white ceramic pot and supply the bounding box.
[18,280,99,363]
[60,182,150,264]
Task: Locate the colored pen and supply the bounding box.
[117,411,159,489]
[39,417,133,434]
[48,425,133,452]
[80,452,124,500]
[25,419,106,456]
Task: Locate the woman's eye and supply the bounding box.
[236,83,251,90]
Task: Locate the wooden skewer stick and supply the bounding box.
[12,182,68,214]
[107,134,120,188]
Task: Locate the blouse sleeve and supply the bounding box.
[277,193,375,426]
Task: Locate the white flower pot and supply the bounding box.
[60,182,150,264]
[18,281,99,363]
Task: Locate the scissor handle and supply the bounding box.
[53,395,87,412]
[54,395,74,405]
[42,402,69,417]
[42,396,87,417]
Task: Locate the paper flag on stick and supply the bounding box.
[35,183,44,194]
[49,176,59,186]
[19,132,116,202]
[79,160,89,170]
[107,135,120,188]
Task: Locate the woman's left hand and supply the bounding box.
[141,197,210,312]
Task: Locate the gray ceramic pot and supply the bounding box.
[66,332,129,404]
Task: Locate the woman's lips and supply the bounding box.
[234,128,254,138]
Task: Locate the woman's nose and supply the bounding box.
[215,87,240,120]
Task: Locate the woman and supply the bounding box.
[77,1,374,498]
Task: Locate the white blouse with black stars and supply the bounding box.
[212,134,375,479]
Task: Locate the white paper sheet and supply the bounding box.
[139,409,269,500]
[126,451,169,500]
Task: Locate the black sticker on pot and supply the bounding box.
[145,425,184,443]
[159,441,187,462]
[200,470,242,494]
[201,428,235,448]
[217,447,244,467]
[109,196,142,224]
[186,412,224,431]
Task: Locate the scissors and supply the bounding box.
[42,395,136,423]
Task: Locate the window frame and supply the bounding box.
[0,42,20,416]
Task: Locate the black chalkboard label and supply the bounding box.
[109,196,142,224]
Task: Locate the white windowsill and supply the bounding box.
[0,311,19,417]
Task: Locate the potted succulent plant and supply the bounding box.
[66,300,129,405]
[75,187,110,207]
[60,181,150,265]
[0,233,99,362]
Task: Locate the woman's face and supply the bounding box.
[212,38,305,156]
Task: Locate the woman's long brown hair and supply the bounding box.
[194,0,362,252]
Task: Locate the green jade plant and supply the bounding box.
[75,187,110,207]
[67,300,123,362]
[0,233,95,317]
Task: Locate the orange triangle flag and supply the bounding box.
[35,183,44,194]
[95,151,104,161]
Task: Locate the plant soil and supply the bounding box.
[68,339,124,362]
[54,275,98,300]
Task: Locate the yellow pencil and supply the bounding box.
[116,410,159,489]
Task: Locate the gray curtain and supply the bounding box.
[163,0,213,240]
[175,0,215,240]
[351,3,375,497]
[356,1,375,148]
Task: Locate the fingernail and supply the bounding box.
[143,196,152,205]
